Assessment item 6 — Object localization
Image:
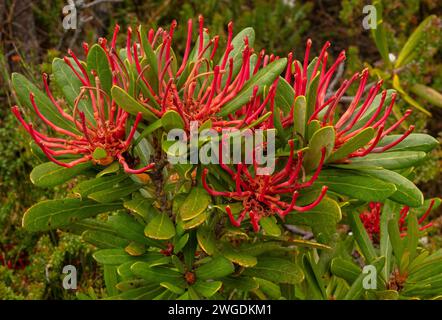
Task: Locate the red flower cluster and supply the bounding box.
[0,244,29,270]
[360,200,435,242]
[116,16,279,131]
[12,58,154,174]
[202,140,328,231]
[281,40,414,159]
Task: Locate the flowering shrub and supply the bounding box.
[10,17,440,300]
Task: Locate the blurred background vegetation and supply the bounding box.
[0,0,441,299]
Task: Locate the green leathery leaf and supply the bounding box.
[116,286,165,300]
[380,200,395,280]
[30,161,92,188]
[388,218,405,267]
[293,95,306,138]
[92,147,107,160]
[404,212,419,262]
[350,90,395,131]
[218,58,287,117]
[161,110,184,131]
[219,27,255,80]
[344,151,426,170]
[259,216,281,237]
[242,257,304,285]
[131,262,184,285]
[111,85,158,122]
[96,162,120,177]
[22,199,121,232]
[305,71,320,120]
[125,242,146,256]
[411,83,442,109]
[88,179,141,203]
[144,213,176,240]
[275,76,295,114]
[306,119,321,141]
[221,276,259,291]
[254,278,281,299]
[395,15,437,68]
[358,168,423,207]
[393,74,431,116]
[82,230,130,249]
[123,198,155,222]
[196,226,216,255]
[74,174,128,198]
[195,257,235,280]
[330,258,361,284]
[12,72,79,133]
[301,253,326,299]
[348,211,377,264]
[87,44,112,95]
[303,126,335,171]
[173,233,190,253]
[104,265,119,297]
[408,255,442,282]
[183,211,208,230]
[179,187,211,221]
[107,214,154,246]
[160,282,185,295]
[117,261,136,279]
[221,243,257,267]
[285,197,341,244]
[306,58,319,82]
[244,112,272,130]
[328,127,375,162]
[116,279,149,291]
[378,133,439,153]
[138,25,159,92]
[192,280,222,298]
[314,169,396,202]
[52,58,95,122]
[93,248,140,265]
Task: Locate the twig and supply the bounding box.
[78,0,123,9]
[327,63,344,96]
[284,224,314,240]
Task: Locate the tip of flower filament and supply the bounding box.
[11,105,20,115]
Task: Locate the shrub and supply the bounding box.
[10,16,440,300]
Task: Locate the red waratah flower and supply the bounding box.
[360,200,435,242]
[11,72,154,174]
[281,40,414,159]
[202,140,328,232]
[111,16,280,131]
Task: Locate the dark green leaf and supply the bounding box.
[31,161,92,188]
[23,199,121,232]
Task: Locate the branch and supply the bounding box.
[77,0,123,9]
[284,224,314,240]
